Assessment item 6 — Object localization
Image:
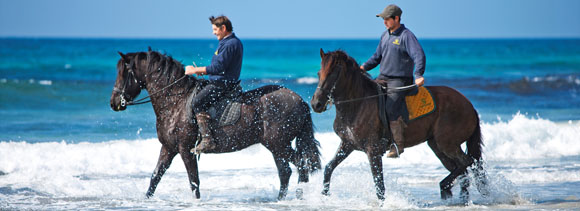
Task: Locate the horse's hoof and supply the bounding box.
[441,189,453,200]
[296,188,304,200]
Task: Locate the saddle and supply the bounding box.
[377,85,435,128]
[187,80,244,128]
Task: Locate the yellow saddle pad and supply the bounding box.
[405,87,435,120]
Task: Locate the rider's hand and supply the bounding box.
[415,77,425,86]
[185,65,196,75]
[185,66,205,76]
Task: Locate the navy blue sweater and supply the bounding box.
[206,33,243,82]
[362,24,426,79]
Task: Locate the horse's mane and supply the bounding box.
[131,50,197,90]
[323,50,376,96]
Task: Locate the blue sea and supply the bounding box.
[1,38,580,210]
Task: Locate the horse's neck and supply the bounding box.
[142,65,193,115]
[334,70,377,120]
[335,68,376,100]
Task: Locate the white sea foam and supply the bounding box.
[482,113,580,161]
[296,77,318,84]
[1,114,579,209]
[38,80,52,85]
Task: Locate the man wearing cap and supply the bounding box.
[360,4,426,158]
[185,15,243,154]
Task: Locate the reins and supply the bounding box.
[125,75,188,106]
[334,84,417,105]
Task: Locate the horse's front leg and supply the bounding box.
[366,152,385,201]
[146,145,177,198]
[322,141,354,196]
[179,145,201,199]
[272,153,292,200]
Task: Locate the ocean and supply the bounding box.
[1,38,580,210]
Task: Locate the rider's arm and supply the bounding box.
[404,31,426,80]
[361,31,387,71]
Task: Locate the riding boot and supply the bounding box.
[192,112,216,154]
[387,116,406,158]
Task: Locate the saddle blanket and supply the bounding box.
[405,86,435,121]
[209,101,242,127]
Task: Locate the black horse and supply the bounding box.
[311,49,489,201]
[110,49,321,200]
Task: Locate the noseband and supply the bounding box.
[315,64,342,111]
[113,58,138,107]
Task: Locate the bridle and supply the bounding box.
[113,58,139,107]
[314,62,342,111]
[113,53,187,107]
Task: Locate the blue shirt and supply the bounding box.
[206,33,243,82]
[362,24,426,79]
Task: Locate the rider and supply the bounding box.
[359,4,426,158]
[185,15,243,154]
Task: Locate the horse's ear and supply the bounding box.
[118,51,129,61]
[320,48,325,58]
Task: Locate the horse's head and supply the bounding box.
[110,52,146,111]
[311,49,350,113]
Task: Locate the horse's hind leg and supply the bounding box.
[272,151,292,200]
[428,140,472,201]
[438,143,474,201]
[322,141,354,196]
[146,146,177,198]
[427,140,456,200]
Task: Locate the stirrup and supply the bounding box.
[387,143,400,158]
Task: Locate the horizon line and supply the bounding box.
[2,36,580,40]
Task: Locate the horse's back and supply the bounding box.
[240,85,287,104]
[426,86,479,142]
[427,86,477,114]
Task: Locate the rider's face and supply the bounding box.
[383,16,400,32]
[212,24,228,40]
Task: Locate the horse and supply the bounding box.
[109,48,321,200]
[310,49,489,201]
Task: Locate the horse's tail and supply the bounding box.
[294,102,322,174]
[466,113,483,162]
[466,111,490,197]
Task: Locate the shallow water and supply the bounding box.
[1,117,580,210]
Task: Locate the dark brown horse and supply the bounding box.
[110,49,321,200]
[311,49,488,201]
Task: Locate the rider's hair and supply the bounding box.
[209,16,233,32]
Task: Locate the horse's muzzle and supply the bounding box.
[110,94,127,111]
[310,98,327,113]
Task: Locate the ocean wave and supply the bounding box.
[1,114,578,172]
[1,114,578,208]
[508,74,580,94]
[482,112,580,160]
[296,77,318,84]
[0,78,53,86]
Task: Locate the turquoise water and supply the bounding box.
[1,38,580,210]
[1,38,579,143]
